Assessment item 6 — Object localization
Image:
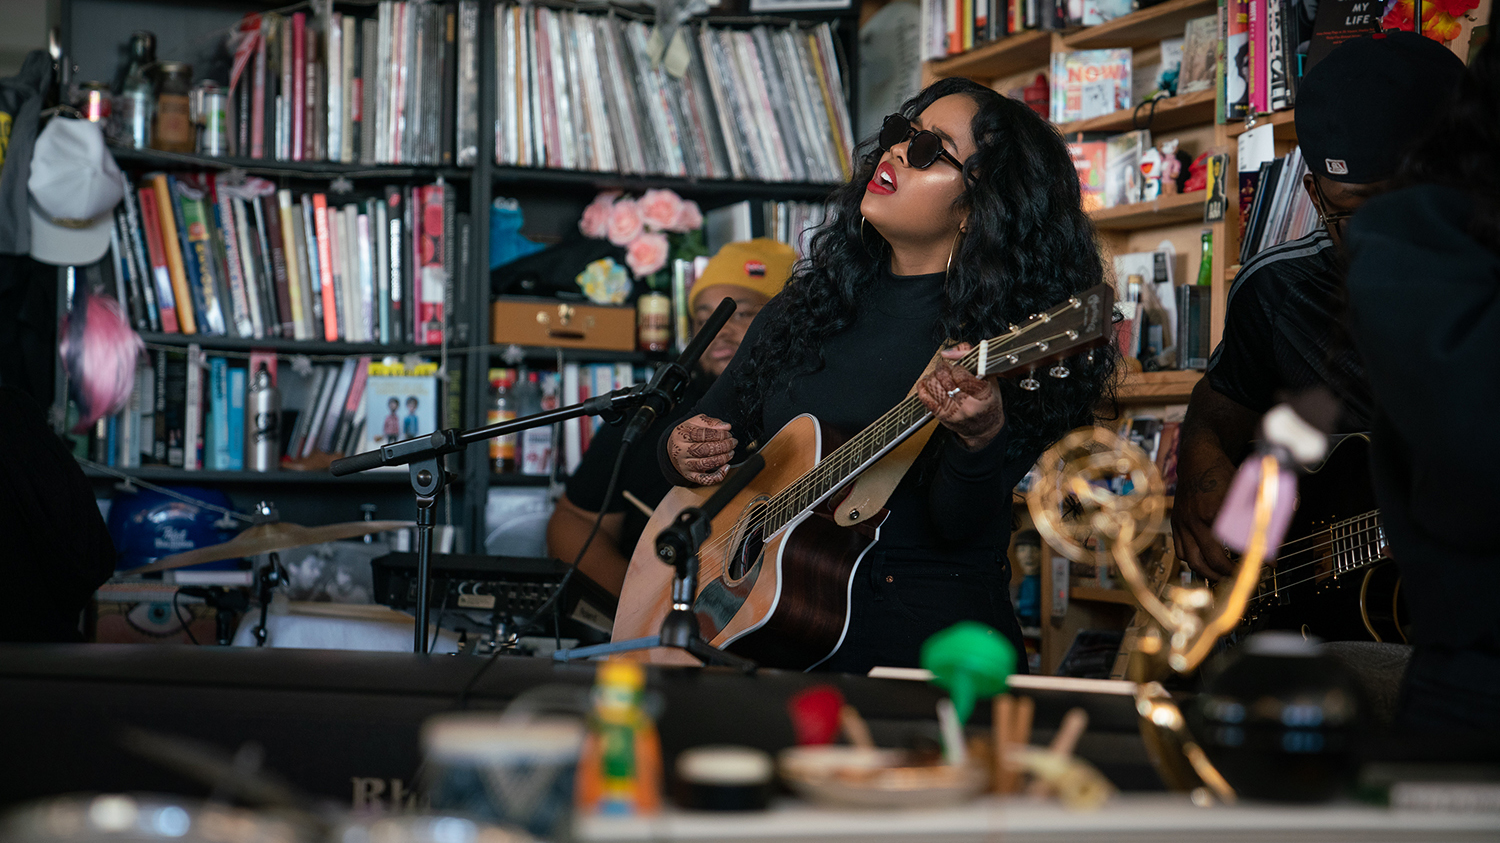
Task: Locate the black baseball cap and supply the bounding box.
[1295,31,1465,184]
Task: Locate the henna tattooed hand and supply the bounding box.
[667,414,738,485]
[917,343,1006,451]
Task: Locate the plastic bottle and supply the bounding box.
[487,368,518,474]
[517,371,553,476]
[575,661,661,816]
[1196,228,1214,286]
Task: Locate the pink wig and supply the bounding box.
[61,294,144,433]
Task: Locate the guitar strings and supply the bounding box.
[1258,508,1381,553]
[1245,560,1397,606]
[695,320,1084,580]
[1245,522,1388,605]
[1247,518,1386,581]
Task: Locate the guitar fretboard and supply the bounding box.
[736,287,1108,542]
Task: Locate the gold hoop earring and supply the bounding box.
[945,229,964,279]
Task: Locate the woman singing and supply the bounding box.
[660,78,1116,672]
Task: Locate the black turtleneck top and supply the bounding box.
[658,266,1038,672]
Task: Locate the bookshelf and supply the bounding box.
[1060,0,1217,49]
[54,0,860,551]
[925,30,1055,82]
[1118,369,1201,403]
[1057,88,1217,135]
[1089,189,1209,230]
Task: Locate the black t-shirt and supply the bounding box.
[1207,230,1373,430]
[659,266,1038,673]
[565,376,709,557]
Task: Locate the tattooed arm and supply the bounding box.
[1174,376,1261,580]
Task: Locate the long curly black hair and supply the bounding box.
[735,77,1117,462]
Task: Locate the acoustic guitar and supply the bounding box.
[612,284,1114,669]
[1237,433,1406,643]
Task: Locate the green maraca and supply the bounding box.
[920,621,1017,724]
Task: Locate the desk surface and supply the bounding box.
[579,794,1500,843]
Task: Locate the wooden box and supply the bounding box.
[491,297,636,352]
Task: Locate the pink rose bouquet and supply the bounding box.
[606,198,644,246]
[576,189,708,289]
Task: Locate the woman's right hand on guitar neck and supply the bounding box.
[667,414,738,486]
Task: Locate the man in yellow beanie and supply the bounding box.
[547,239,794,598]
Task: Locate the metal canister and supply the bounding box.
[73,81,112,125]
[192,80,228,157]
[151,61,194,153]
[247,364,281,472]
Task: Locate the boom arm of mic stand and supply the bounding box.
[623,297,738,447]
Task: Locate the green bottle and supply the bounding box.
[1196,228,1214,286]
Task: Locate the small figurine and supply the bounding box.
[1013,530,1043,629]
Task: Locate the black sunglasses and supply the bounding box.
[878,114,965,171]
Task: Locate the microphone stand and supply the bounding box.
[330,298,740,655]
[552,453,763,672]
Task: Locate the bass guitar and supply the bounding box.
[1237,433,1406,643]
[612,284,1114,669]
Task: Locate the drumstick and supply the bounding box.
[621,490,655,517]
[993,695,1014,793]
[840,705,875,750]
[1027,707,1089,797]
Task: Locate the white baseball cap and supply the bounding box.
[28,117,126,266]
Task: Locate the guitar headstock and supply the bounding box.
[966,283,1114,389]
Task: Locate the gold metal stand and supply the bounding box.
[1027,427,1283,803]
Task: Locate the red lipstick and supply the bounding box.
[867,161,897,195]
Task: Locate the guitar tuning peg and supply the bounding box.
[1086,350,1096,364]
[1020,372,1041,391]
[1049,363,1070,379]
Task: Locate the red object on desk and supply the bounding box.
[787,685,845,746]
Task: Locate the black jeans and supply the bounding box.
[818,548,1028,676]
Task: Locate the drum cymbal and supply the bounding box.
[127,520,415,574]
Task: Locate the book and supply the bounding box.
[359,359,440,456]
[1049,49,1132,124]
[1307,0,1382,71]
[147,175,195,335]
[1104,129,1150,208]
[1180,15,1218,95]
[170,176,227,336]
[184,343,204,470]
[1226,0,1251,120]
[209,356,230,470]
[1067,137,1109,212]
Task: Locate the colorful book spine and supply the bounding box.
[184,343,204,470]
[417,184,445,345]
[227,365,246,470]
[272,191,304,339]
[213,186,254,338]
[292,12,306,161]
[147,175,195,334]
[173,179,228,336]
[312,193,339,340]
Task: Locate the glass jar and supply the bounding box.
[118,31,157,149]
[192,80,228,156]
[151,61,194,153]
[636,291,671,353]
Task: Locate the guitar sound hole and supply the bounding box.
[729,525,765,581]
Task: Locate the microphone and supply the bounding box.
[621,296,737,447]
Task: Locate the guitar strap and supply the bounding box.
[832,348,947,528]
